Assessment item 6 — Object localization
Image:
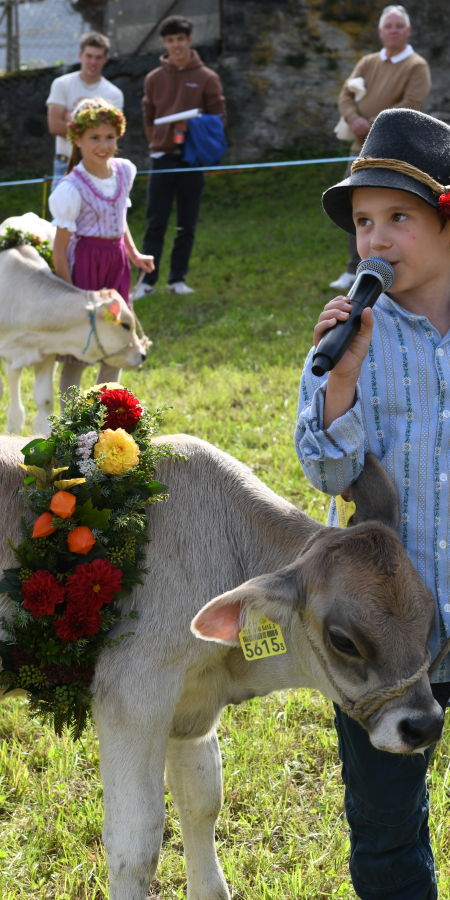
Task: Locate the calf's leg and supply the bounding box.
[4,363,25,433]
[165,729,230,900]
[33,356,57,436]
[96,361,122,385]
[95,703,171,900]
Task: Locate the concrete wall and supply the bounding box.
[105,0,220,58]
[0,0,449,175]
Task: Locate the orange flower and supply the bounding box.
[50,491,76,520]
[67,526,96,555]
[32,512,57,538]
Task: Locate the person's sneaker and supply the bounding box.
[134,282,157,300]
[167,281,195,295]
[329,272,357,291]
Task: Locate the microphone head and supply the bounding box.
[355,257,395,292]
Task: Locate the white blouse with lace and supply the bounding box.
[49,159,137,232]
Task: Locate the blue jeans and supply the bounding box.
[334,683,450,900]
[51,156,68,193]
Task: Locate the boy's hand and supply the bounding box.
[314,295,374,429]
[314,295,373,380]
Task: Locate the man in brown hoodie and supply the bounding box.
[137,15,226,298]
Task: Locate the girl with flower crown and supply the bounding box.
[49,97,154,394]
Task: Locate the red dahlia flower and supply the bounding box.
[99,388,142,432]
[65,558,122,611]
[22,570,66,618]
[438,192,450,220]
[54,605,102,642]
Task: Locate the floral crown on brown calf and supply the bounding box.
[351,156,450,220]
[67,104,126,145]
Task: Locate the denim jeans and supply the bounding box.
[51,156,68,193]
[141,154,205,285]
[334,683,450,900]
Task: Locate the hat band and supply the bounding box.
[351,156,450,195]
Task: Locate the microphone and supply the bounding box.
[311,257,395,378]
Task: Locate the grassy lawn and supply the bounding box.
[1,164,450,898]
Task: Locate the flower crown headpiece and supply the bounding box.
[67,104,126,145]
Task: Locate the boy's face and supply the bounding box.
[163,32,192,66]
[78,45,108,82]
[352,186,450,300]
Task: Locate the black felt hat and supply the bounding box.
[322,108,450,234]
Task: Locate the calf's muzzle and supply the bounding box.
[399,710,444,750]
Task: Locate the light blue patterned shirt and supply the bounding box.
[295,293,450,682]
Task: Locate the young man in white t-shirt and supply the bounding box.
[46,32,124,191]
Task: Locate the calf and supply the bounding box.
[0,434,442,900]
[0,244,147,434]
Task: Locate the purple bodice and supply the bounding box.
[66,159,133,272]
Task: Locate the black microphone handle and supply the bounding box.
[312,272,383,377]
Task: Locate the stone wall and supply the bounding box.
[0,0,449,175]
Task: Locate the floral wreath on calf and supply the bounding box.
[0,384,174,739]
[0,226,54,269]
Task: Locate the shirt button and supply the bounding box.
[440,540,447,549]
[440,473,448,482]
[437,348,444,356]
[444,410,450,419]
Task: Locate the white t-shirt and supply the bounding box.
[46,72,124,158]
[49,159,136,232]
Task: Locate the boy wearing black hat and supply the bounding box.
[295,107,450,900]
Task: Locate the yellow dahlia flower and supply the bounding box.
[84,382,124,397]
[94,428,140,475]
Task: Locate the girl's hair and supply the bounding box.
[66,98,126,174]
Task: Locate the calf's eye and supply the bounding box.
[121,322,131,331]
[329,630,361,657]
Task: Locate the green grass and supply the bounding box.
[1,164,450,898]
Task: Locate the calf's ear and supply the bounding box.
[343,452,400,529]
[191,567,301,646]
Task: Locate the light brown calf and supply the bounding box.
[0,434,442,900]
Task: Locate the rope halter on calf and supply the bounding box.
[298,529,450,727]
[301,619,431,727]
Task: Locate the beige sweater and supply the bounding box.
[339,50,431,152]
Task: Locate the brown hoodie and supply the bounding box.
[142,50,226,154]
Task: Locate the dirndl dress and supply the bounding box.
[49,157,136,365]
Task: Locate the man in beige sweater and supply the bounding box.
[330,4,431,290]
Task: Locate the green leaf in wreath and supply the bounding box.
[81,507,111,531]
[0,640,15,672]
[73,499,93,521]
[22,438,56,467]
[0,568,23,601]
[146,481,169,496]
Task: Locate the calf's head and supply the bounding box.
[91,290,149,369]
[192,455,443,754]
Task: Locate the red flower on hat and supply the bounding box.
[99,388,142,432]
[22,570,66,619]
[54,605,102,642]
[65,558,122,611]
[438,192,450,220]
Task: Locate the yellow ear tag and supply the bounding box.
[239,615,286,661]
[102,304,121,325]
[335,494,356,528]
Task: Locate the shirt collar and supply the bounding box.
[377,293,450,339]
[380,44,414,63]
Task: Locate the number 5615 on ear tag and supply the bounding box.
[239,615,286,661]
